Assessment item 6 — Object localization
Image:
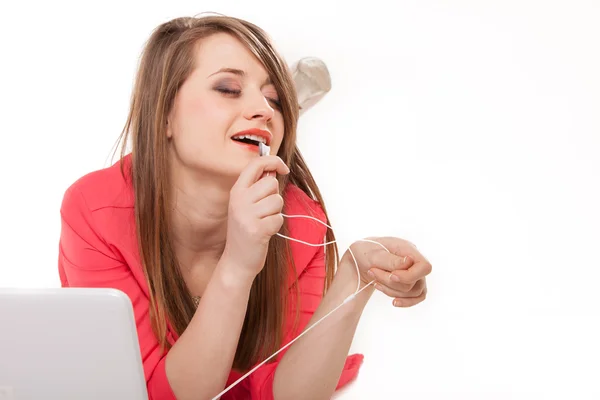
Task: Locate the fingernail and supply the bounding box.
[391,275,401,282]
[367,269,375,278]
[393,299,400,307]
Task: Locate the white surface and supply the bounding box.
[0,288,148,400]
[0,0,599,398]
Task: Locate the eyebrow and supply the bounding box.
[208,67,272,85]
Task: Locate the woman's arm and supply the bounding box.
[165,260,254,400]
[272,259,375,400]
[164,156,293,399]
[59,185,254,400]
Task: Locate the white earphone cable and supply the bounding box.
[210,212,391,400]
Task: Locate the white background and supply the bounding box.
[1,0,599,398]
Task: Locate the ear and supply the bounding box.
[291,57,332,115]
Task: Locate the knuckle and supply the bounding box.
[265,214,284,235]
[394,274,408,285]
[275,194,284,208]
[394,257,404,269]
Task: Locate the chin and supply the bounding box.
[218,158,254,179]
[191,145,262,182]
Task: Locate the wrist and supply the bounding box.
[339,257,375,290]
[335,260,376,300]
[214,255,256,292]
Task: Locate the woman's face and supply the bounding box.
[166,32,285,180]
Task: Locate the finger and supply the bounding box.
[392,259,432,285]
[373,281,417,299]
[393,286,427,308]
[367,236,422,259]
[393,279,426,298]
[254,193,284,218]
[365,248,414,273]
[368,267,415,292]
[235,156,290,188]
[262,213,284,236]
[248,176,279,202]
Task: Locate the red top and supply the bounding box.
[58,154,363,399]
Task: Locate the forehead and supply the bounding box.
[193,32,269,80]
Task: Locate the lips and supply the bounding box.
[231,128,272,146]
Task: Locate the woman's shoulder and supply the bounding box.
[61,155,134,214]
[282,183,329,240]
[60,155,135,249]
[284,184,327,219]
[59,156,138,271]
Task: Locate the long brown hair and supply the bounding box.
[112,14,339,371]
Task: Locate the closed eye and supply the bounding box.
[216,87,240,95]
[267,98,281,110]
[216,87,281,111]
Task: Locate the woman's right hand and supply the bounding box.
[221,155,290,282]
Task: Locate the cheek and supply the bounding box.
[175,95,230,140]
[169,92,239,168]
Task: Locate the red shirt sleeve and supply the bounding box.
[245,201,364,399]
[58,185,178,400]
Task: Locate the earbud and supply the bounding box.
[259,142,270,157]
[258,142,272,178]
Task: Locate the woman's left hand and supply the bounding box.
[341,236,431,307]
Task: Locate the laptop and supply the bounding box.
[0,287,148,400]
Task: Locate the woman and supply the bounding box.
[58,15,431,400]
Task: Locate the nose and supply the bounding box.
[243,90,275,122]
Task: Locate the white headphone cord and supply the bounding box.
[211,212,392,400]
